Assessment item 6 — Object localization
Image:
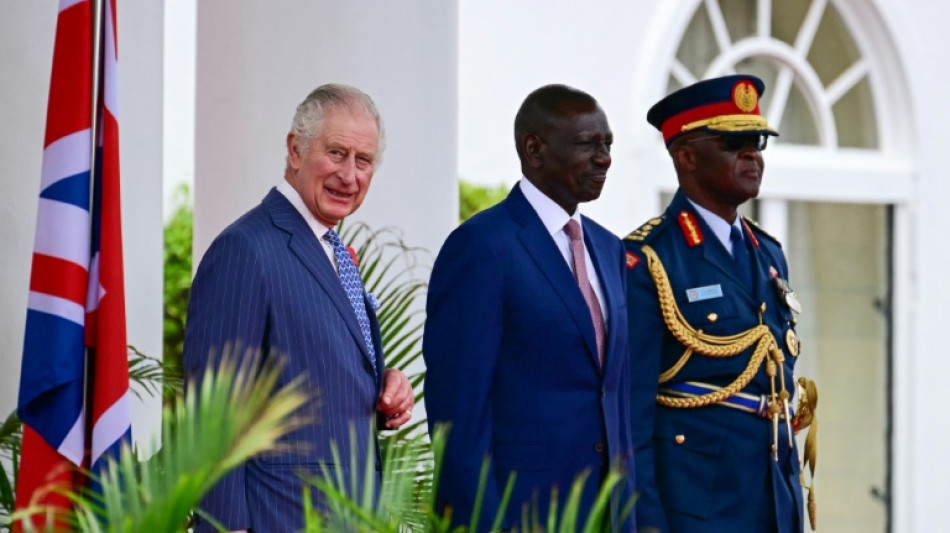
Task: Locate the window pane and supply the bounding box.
[787,201,890,533]
[771,0,811,47]
[807,3,862,87]
[721,0,756,42]
[780,80,821,145]
[834,76,879,149]
[676,5,718,78]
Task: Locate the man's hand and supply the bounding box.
[377,368,414,429]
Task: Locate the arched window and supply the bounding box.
[641,2,915,531]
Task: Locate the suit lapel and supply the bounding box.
[263,189,377,366]
[507,185,601,368]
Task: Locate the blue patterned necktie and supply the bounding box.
[730,224,754,291]
[323,229,376,367]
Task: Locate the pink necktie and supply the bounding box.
[564,219,605,367]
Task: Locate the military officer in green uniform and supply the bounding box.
[624,75,815,533]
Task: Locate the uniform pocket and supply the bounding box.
[654,415,723,520]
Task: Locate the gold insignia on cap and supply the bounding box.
[786,329,800,357]
[675,434,685,444]
[733,81,757,112]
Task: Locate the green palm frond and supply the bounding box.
[127,345,183,402]
[60,347,307,532]
[0,410,21,528]
[339,222,430,405]
[306,424,631,533]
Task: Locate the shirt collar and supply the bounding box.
[276,180,335,238]
[686,197,744,249]
[520,176,583,237]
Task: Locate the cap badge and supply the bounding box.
[733,81,758,113]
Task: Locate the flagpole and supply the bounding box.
[90,0,103,192]
[84,0,105,468]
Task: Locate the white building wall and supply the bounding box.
[458,1,950,531]
[2,0,950,530]
[0,0,58,423]
[0,2,164,449]
[459,0,666,234]
[882,1,950,531]
[193,0,459,264]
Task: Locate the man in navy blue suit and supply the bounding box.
[183,84,414,532]
[624,75,810,533]
[424,84,636,532]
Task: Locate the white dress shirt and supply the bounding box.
[687,197,746,257]
[520,177,608,321]
[276,180,338,271]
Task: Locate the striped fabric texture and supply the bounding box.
[15,0,131,526]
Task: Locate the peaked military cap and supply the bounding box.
[647,74,779,146]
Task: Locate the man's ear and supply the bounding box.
[286,133,301,169]
[523,133,544,169]
[671,143,696,173]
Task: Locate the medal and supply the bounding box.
[785,291,802,314]
[786,329,800,356]
[773,277,802,314]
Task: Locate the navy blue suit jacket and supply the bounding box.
[424,183,636,532]
[183,188,385,532]
[625,189,803,533]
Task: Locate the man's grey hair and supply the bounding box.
[290,83,386,162]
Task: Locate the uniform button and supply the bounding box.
[675,434,686,444]
[594,443,604,453]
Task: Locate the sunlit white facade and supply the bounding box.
[2,1,949,531]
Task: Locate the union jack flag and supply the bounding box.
[15,0,131,527]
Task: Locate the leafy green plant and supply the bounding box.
[10,349,306,532]
[302,424,632,533]
[0,410,21,529]
[340,222,429,436]
[459,181,508,222]
[163,183,193,397]
[0,348,183,532]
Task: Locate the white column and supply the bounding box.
[193,0,459,263]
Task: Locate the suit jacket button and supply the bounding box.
[594,443,604,453]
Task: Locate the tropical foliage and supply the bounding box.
[162,183,193,400]
[459,181,508,222]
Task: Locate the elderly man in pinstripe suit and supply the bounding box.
[183,84,414,532]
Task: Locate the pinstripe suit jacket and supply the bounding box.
[183,188,384,532]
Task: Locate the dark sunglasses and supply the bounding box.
[686,133,769,152]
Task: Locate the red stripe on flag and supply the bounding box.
[17,0,92,520]
[44,2,93,149]
[88,0,131,449]
[13,426,77,533]
[29,253,88,307]
[90,106,129,420]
